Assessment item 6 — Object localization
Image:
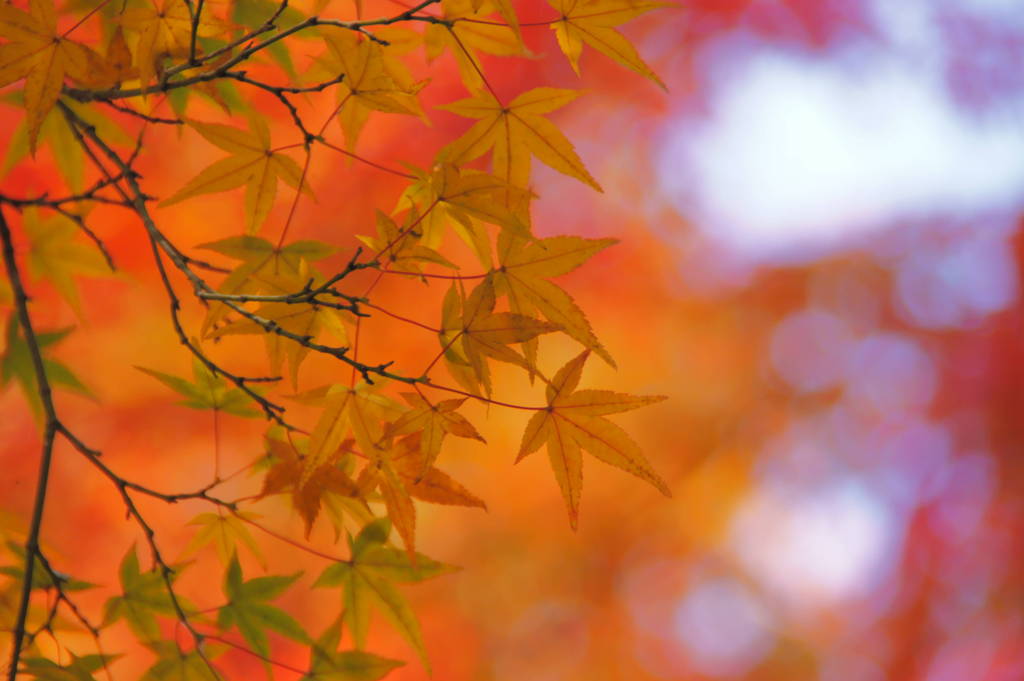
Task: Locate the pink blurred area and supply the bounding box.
[3,0,1024,680]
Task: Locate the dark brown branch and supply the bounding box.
[0,206,61,681]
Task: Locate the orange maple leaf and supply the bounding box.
[258,436,366,538]
[387,393,485,474]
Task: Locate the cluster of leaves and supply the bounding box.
[0,0,669,678]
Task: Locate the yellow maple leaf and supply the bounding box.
[162,117,307,234]
[358,431,486,561]
[491,232,616,369]
[438,279,558,396]
[517,351,670,529]
[0,0,108,152]
[206,266,350,386]
[316,30,427,151]
[548,0,667,89]
[121,0,221,91]
[195,235,337,335]
[356,210,456,276]
[439,87,602,191]
[424,0,522,92]
[305,381,403,485]
[397,164,532,262]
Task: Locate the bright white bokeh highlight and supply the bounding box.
[730,478,896,607]
[656,0,1024,262]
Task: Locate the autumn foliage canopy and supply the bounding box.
[0,0,669,678]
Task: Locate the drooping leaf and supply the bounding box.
[162,117,307,234]
[0,541,95,592]
[102,546,180,642]
[423,0,522,92]
[121,0,222,91]
[181,511,265,568]
[548,0,667,88]
[491,232,617,367]
[195,235,337,335]
[438,279,558,396]
[0,0,109,152]
[20,653,120,681]
[136,356,262,418]
[302,618,403,681]
[313,519,455,672]
[386,392,485,473]
[1,316,91,421]
[356,210,456,277]
[256,435,366,539]
[315,29,426,151]
[23,206,114,315]
[439,87,602,190]
[516,351,670,529]
[217,554,309,661]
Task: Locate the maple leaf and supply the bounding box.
[398,163,532,259]
[386,392,485,474]
[181,511,265,567]
[196,235,337,335]
[257,435,366,539]
[424,0,522,92]
[136,356,262,418]
[3,99,132,192]
[439,87,602,191]
[102,547,183,642]
[0,540,94,592]
[141,641,226,681]
[217,555,310,661]
[356,210,456,277]
[304,381,404,482]
[356,431,486,559]
[313,519,456,672]
[316,30,426,151]
[162,117,307,234]
[438,278,558,396]
[548,0,667,89]
[121,0,221,91]
[0,0,108,152]
[206,265,351,386]
[517,351,670,529]
[19,653,119,681]
[302,618,403,681]
[491,232,616,369]
[23,207,114,315]
[1,317,91,421]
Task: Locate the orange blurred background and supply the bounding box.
[4,0,1024,680]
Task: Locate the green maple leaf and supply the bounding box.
[136,356,262,418]
[1,315,91,421]
[102,546,181,642]
[0,540,95,591]
[217,554,309,662]
[302,618,403,681]
[141,641,226,681]
[312,519,456,673]
[19,653,119,681]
